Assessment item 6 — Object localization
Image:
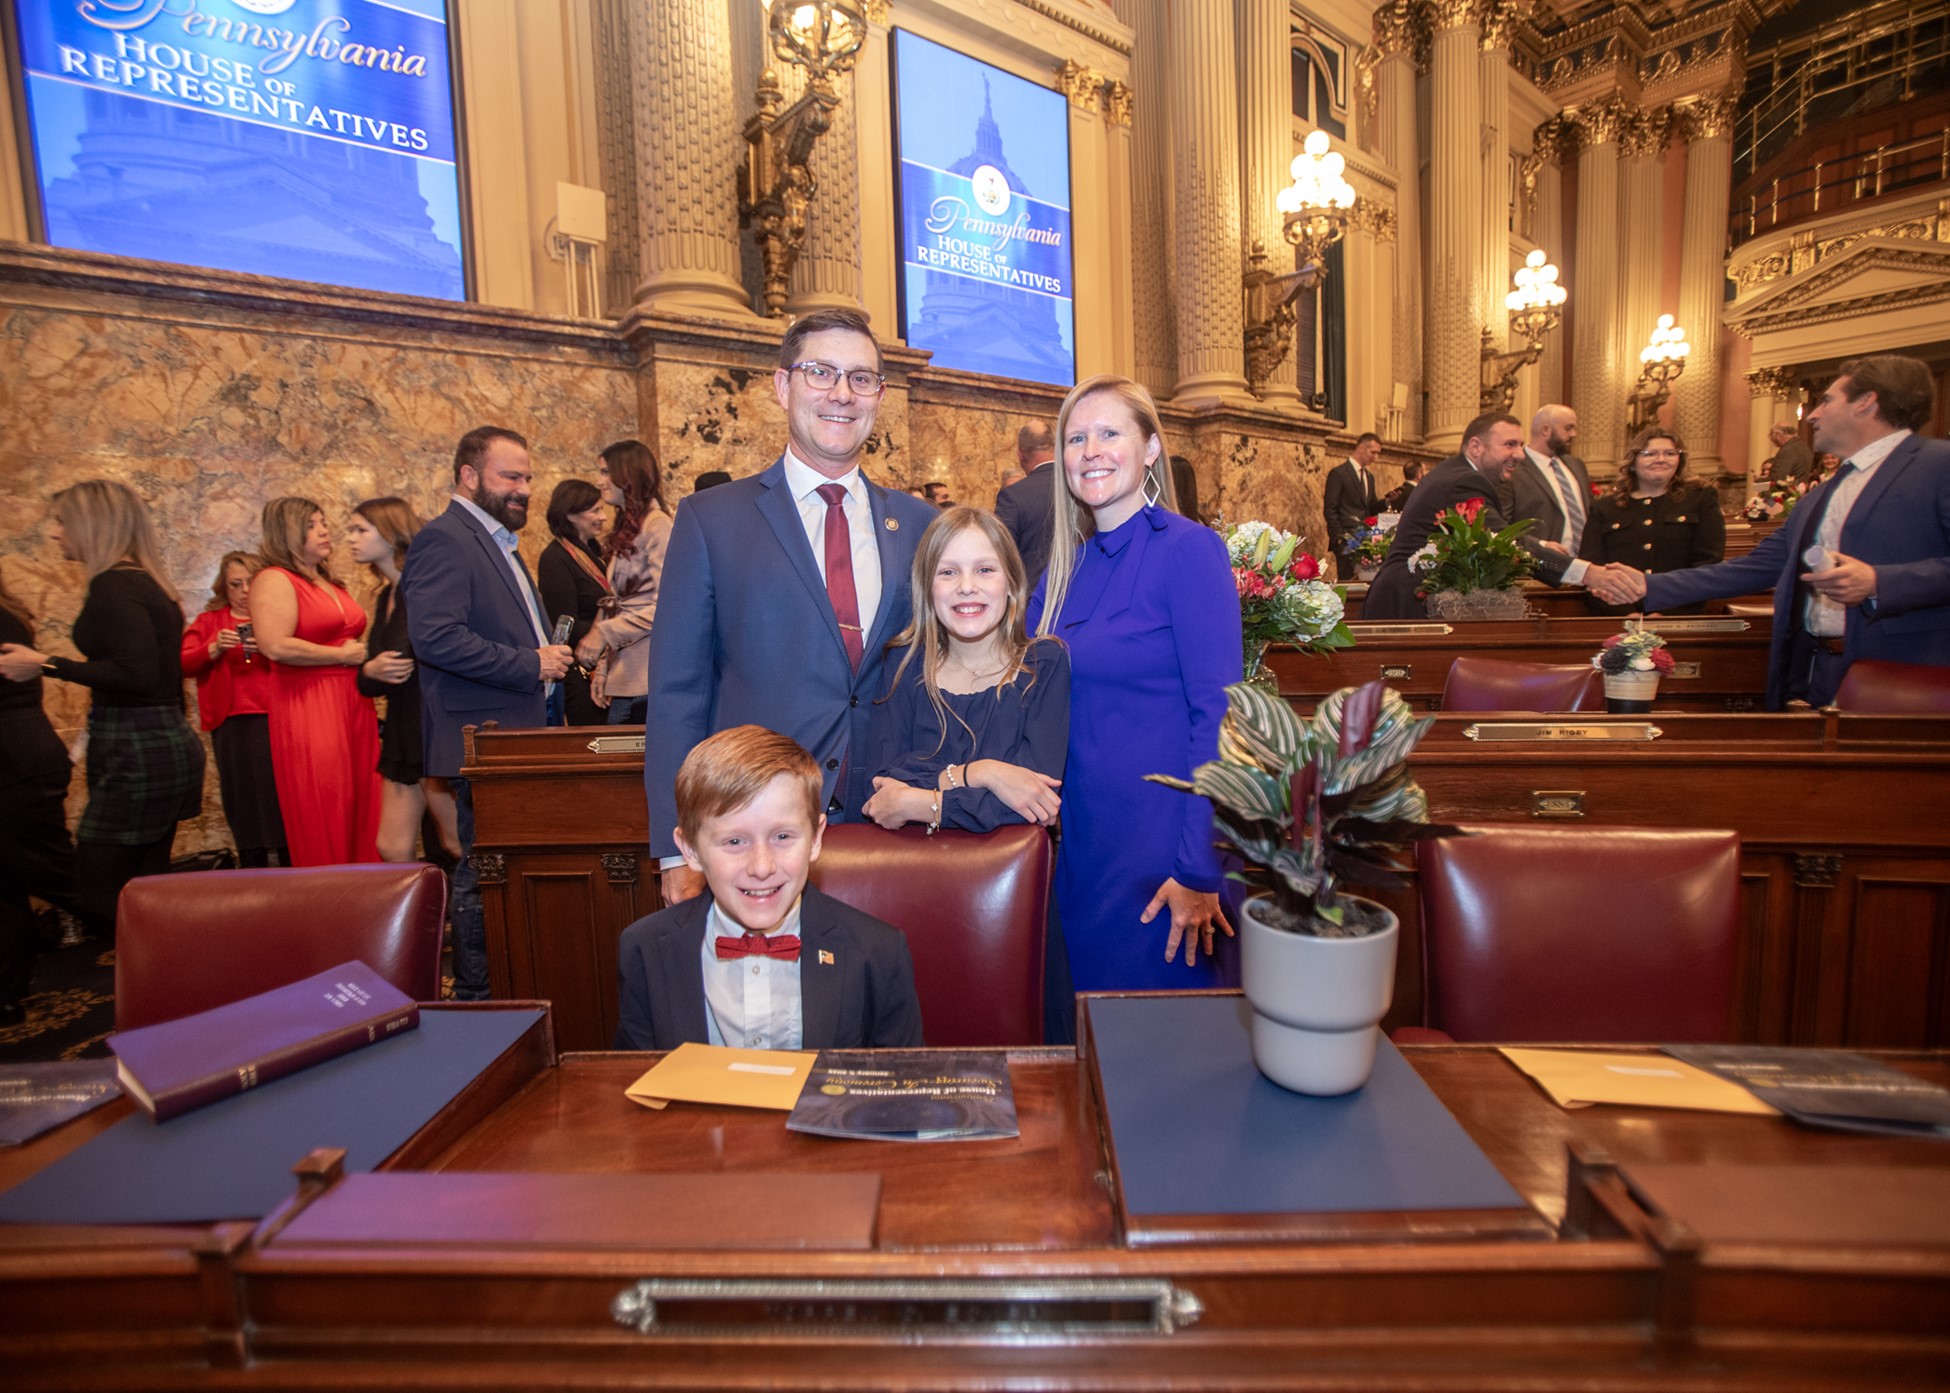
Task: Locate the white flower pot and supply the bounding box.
[1238,895,1399,1096]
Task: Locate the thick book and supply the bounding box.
[109,961,420,1122]
[786,1050,1019,1142]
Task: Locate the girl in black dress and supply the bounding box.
[1579,427,1727,617]
[537,479,610,727]
[0,481,204,935]
[349,497,459,863]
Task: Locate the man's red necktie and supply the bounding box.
[713,933,802,962]
[816,483,864,670]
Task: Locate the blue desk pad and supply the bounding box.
[0,1008,542,1226]
[1087,995,1527,1220]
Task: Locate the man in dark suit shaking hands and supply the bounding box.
[646,308,938,906]
[1363,412,1529,620]
[1592,355,1950,707]
[403,426,574,998]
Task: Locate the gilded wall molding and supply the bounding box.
[1010,0,1133,56]
[1568,95,1633,147]
[1620,105,1671,160]
[1347,200,1399,243]
[1674,91,1741,142]
[1101,78,1133,127]
[1372,0,1417,59]
[1054,59,1105,110]
[862,0,890,25]
[1744,365,1797,399]
[1428,0,1480,34]
[1731,201,1948,292]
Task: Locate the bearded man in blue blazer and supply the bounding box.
[403,426,573,998]
[1591,355,1950,708]
[645,308,939,906]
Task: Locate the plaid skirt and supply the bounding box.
[79,705,206,846]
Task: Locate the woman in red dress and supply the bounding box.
[248,497,381,866]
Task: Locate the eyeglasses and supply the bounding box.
[787,360,886,397]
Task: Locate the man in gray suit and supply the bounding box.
[644,309,938,905]
[995,420,1057,582]
[1503,403,1594,587]
[1768,422,1816,485]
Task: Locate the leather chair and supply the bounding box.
[116,864,448,1031]
[1832,660,1950,714]
[810,823,1051,1047]
[1404,825,1741,1044]
[1441,656,1604,713]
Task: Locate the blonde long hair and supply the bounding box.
[259,496,336,584]
[50,480,180,602]
[1035,375,1176,638]
[884,507,1046,752]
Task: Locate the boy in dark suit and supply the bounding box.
[615,725,924,1051]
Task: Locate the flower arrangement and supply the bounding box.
[1743,478,1813,522]
[1592,629,1676,677]
[1146,680,1460,936]
[1225,520,1355,670]
[1408,497,1535,598]
[1340,517,1393,568]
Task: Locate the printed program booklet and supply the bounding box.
[786,1051,1019,1142]
[1666,1045,1950,1138]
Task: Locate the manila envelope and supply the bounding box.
[625,1042,817,1112]
[1500,1048,1778,1116]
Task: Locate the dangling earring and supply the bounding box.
[1141,469,1163,510]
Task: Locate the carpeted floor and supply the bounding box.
[0,935,117,1064]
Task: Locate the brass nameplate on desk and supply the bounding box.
[1346,622,1455,637]
[1464,723,1662,742]
[1624,617,1750,633]
[611,1278,1204,1337]
[586,735,647,754]
[1381,663,1412,681]
[1531,791,1587,818]
[1669,662,1703,679]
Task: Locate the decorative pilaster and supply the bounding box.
[1745,364,1798,488]
[1615,106,1669,452]
[590,0,642,317]
[631,0,753,317]
[1167,0,1251,405]
[1478,1,1516,364]
[1238,0,1300,406]
[1531,118,1570,406]
[783,65,863,315]
[1426,0,1486,446]
[1114,0,1176,399]
[1571,97,1628,473]
[1374,1,1421,438]
[1673,94,1740,473]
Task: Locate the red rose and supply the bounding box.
[1455,498,1486,523]
[1362,516,1377,526]
[1291,554,1321,580]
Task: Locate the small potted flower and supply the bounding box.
[1409,498,1535,620]
[1339,517,1393,583]
[1224,520,1355,689]
[1147,679,1461,1095]
[1592,628,1675,711]
[1742,478,1813,525]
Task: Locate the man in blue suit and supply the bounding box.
[403,426,573,997]
[646,308,939,905]
[1591,355,1949,708]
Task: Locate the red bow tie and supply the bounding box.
[714,932,801,962]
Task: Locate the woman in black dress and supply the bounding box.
[348,497,458,863]
[0,481,204,935]
[1579,427,1727,617]
[536,479,610,727]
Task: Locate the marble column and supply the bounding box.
[1615,107,1669,451]
[1167,0,1251,406]
[631,0,753,318]
[1674,94,1740,475]
[1478,3,1515,366]
[1103,81,1137,377]
[1571,98,1627,473]
[1745,365,1797,493]
[1372,2,1421,438]
[1530,119,1570,407]
[1425,0,1485,448]
[783,65,863,316]
[1237,0,1300,406]
[1114,0,1177,399]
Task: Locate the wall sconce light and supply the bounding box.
[1243,131,1356,399]
[739,0,869,318]
[1625,314,1690,433]
[1479,248,1567,413]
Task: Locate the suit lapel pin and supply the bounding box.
[818,949,835,965]
[885,517,899,531]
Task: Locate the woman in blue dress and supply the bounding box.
[865,507,1068,833]
[1028,375,1243,1035]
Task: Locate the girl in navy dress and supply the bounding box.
[1028,376,1243,1033]
[865,507,1068,833]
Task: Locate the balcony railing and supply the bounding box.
[1731,128,1950,247]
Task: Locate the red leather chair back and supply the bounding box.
[1415,825,1741,1043]
[116,864,448,1031]
[1832,660,1950,713]
[1441,656,1604,713]
[810,823,1050,1046]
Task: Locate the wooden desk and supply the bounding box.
[5,1013,1948,1390]
[1270,615,1773,711]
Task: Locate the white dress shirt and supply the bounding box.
[1521,447,1590,586]
[1806,428,1910,637]
[699,897,805,1051]
[782,448,882,634]
[452,493,551,646]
